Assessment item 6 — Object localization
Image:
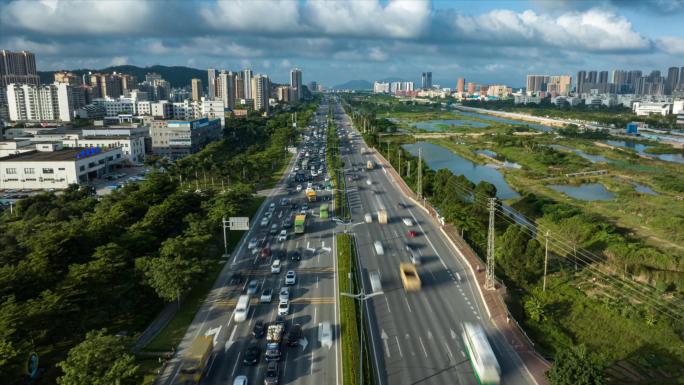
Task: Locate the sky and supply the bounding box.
[1,0,683,88]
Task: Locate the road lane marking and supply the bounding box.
[223,326,237,352]
[395,336,403,357]
[381,329,390,358]
[419,336,428,358]
[444,342,454,361]
[385,297,391,313]
[450,329,457,339]
[230,351,241,377]
[403,297,412,313]
[316,275,319,288]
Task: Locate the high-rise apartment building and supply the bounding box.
[526,75,550,93]
[666,66,680,95]
[207,68,216,99]
[54,71,82,86]
[457,77,465,93]
[576,71,586,93]
[218,70,235,109]
[235,72,245,100]
[0,50,40,87]
[277,86,291,102]
[252,74,270,112]
[191,78,202,101]
[421,72,432,89]
[243,69,253,100]
[290,68,302,101]
[467,82,476,94]
[6,82,73,122]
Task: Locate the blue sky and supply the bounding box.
[1,0,682,88]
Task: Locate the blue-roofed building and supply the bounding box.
[149,117,222,160]
[626,122,639,135]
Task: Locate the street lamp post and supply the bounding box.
[340,289,384,385]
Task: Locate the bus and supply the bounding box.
[179,336,214,385]
[461,322,501,385]
[320,204,329,219]
[294,214,306,234]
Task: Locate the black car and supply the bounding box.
[289,249,301,261]
[291,202,298,210]
[229,272,244,286]
[253,320,265,338]
[274,249,286,260]
[264,361,279,385]
[286,324,302,347]
[275,315,286,329]
[243,344,260,366]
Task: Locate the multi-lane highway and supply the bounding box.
[330,98,536,385]
[157,102,342,385]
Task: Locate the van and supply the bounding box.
[374,241,384,256]
[364,213,372,224]
[319,321,332,349]
[234,295,251,322]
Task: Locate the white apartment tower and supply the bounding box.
[243,69,253,99]
[207,68,216,99]
[6,83,73,122]
[290,68,302,101]
[218,70,236,109]
[252,74,270,112]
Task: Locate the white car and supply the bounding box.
[374,241,384,256]
[285,271,296,285]
[277,230,287,242]
[278,299,290,316]
[307,182,313,189]
[271,259,282,274]
[279,287,289,301]
[366,179,372,186]
[402,218,414,226]
[248,238,258,249]
[260,217,269,227]
[296,184,302,192]
[260,287,273,303]
[233,375,248,385]
[364,213,372,224]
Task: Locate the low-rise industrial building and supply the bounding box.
[0,145,124,190]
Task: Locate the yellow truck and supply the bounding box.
[179,336,214,384]
[400,263,421,291]
[377,209,388,224]
[306,188,317,202]
[366,160,374,170]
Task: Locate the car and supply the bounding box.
[301,203,309,211]
[264,361,279,385]
[319,321,332,349]
[278,299,290,315]
[260,217,269,227]
[280,198,289,206]
[402,217,414,226]
[366,179,372,185]
[410,252,422,265]
[374,241,384,255]
[260,247,271,258]
[285,271,296,285]
[296,184,302,192]
[274,315,286,328]
[243,344,260,365]
[248,238,258,249]
[290,202,298,210]
[233,375,248,385]
[271,259,282,274]
[283,218,292,228]
[247,280,259,295]
[229,272,244,285]
[407,230,418,238]
[253,320,266,338]
[289,249,301,261]
[277,230,287,242]
[270,223,278,235]
[364,213,372,223]
[286,324,303,347]
[260,288,273,303]
[269,202,276,211]
[279,287,290,301]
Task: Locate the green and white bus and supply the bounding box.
[320,204,329,219]
[462,322,500,385]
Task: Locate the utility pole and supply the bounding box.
[407,160,411,178]
[485,198,496,290]
[417,148,423,199]
[543,230,549,292]
[398,149,402,176]
[386,142,390,163]
[222,217,229,257]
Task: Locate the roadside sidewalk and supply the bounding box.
[373,149,551,385]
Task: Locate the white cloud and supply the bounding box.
[656,36,684,55]
[200,0,300,33]
[306,0,431,39]
[1,0,153,35]
[368,47,388,61]
[449,8,652,52]
[110,56,129,66]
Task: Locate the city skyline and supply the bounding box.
[1,0,683,87]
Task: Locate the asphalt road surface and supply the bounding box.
[157,103,342,385]
[330,97,536,385]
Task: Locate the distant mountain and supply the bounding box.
[38,64,207,88]
[332,79,373,90]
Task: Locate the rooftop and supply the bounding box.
[0,147,115,162]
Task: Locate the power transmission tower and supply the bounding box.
[417,148,423,199]
[485,197,496,290]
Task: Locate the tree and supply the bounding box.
[546,345,605,385]
[57,329,139,385]
[136,256,203,305]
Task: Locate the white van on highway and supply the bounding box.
[234,295,251,322]
[374,241,384,256]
